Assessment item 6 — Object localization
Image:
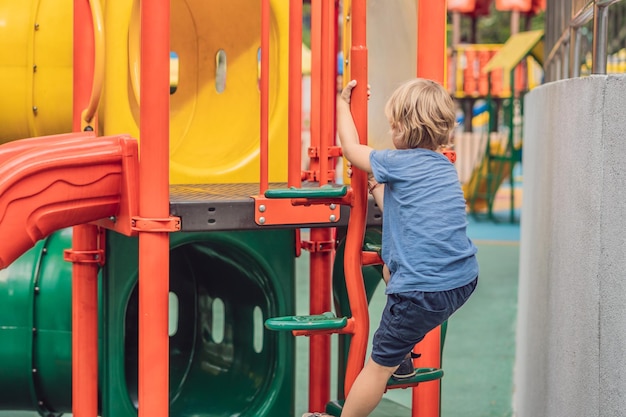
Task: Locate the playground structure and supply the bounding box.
[445,0,547,222]
[448,30,544,221]
[0,1,452,417]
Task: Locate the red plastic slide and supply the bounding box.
[0,132,138,269]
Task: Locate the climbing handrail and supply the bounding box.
[80,0,105,130]
[340,0,370,397]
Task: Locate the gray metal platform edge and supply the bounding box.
[169,183,382,232]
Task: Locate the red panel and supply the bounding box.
[495,0,532,11]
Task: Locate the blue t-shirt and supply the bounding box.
[370,148,478,293]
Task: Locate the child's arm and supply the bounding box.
[337,80,373,173]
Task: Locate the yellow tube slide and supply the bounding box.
[102,0,290,184]
[0,0,73,142]
[0,0,289,184]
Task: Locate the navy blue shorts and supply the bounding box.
[371,277,478,367]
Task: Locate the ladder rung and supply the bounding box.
[264,184,348,199]
[385,367,444,390]
[264,311,348,331]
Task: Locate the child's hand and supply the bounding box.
[340,80,371,104]
[340,80,358,104]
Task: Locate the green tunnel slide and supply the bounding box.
[0,228,297,417]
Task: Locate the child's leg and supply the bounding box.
[340,358,397,417]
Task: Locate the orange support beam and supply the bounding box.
[307,0,334,410]
[70,223,100,417]
[260,0,271,193]
[72,1,99,416]
[343,0,369,397]
[414,2,447,417]
[288,0,303,187]
[138,1,171,417]
[417,1,447,85]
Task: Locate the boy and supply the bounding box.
[304,78,478,417]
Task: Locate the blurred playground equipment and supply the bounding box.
[448,29,544,221]
[0,1,453,417]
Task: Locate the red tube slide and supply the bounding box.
[0,132,138,269]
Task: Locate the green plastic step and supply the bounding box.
[386,367,444,389]
[264,311,348,331]
[363,242,381,255]
[264,184,348,199]
[325,369,443,415]
[326,397,411,416]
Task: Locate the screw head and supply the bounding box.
[259,217,266,225]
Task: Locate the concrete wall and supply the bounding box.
[514,74,626,417]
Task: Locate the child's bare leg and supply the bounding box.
[341,358,396,417]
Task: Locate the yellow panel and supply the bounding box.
[102,0,290,184]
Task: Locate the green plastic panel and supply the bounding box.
[102,229,297,417]
[264,184,348,199]
[265,311,347,331]
[0,227,298,417]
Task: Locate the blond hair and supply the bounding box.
[384,78,456,150]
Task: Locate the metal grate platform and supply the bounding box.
[169,183,382,232]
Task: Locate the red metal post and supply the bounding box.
[343,0,369,396]
[70,225,99,417]
[318,0,335,186]
[72,1,99,416]
[260,0,271,193]
[413,2,447,416]
[307,228,332,411]
[139,1,171,417]
[307,1,331,411]
[416,1,446,85]
[288,0,303,187]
